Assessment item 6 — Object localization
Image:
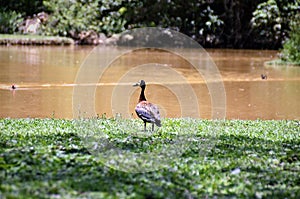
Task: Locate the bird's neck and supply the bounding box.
[139,86,147,102]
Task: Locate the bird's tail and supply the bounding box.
[155,119,161,127]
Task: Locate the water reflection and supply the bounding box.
[0,46,299,120]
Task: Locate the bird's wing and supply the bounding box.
[135,101,161,126]
[150,104,161,127]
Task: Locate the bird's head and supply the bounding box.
[133,80,146,88]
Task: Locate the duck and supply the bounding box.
[133,80,161,131]
[261,74,267,80]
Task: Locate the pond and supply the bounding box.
[0,46,299,120]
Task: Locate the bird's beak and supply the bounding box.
[133,81,140,87]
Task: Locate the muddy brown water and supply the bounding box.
[0,46,299,120]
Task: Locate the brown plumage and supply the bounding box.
[133,80,161,131]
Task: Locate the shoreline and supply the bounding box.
[1,34,299,67]
[265,59,300,67]
[0,34,74,45]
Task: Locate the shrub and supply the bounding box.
[0,10,23,34]
[280,14,300,64]
[123,0,224,46]
[251,0,299,49]
[41,0,126,37]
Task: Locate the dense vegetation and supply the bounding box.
[0,118,300,198]
[0,0,299,63]
[280,14,300,65]
[0,0,299,50]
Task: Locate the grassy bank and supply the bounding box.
[0,34,74,45]
[265,59,300,67]
[0,118,299,198]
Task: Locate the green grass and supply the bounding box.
[0,34,74,45]
[0,118,299,198]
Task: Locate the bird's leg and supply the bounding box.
[152,123,154,132]
[144,121,146,132]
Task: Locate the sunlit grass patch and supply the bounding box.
[0,118,299,198]
[0,34,74,45]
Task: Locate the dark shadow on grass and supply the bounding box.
[2,124,300,198]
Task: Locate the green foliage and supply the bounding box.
[42,0,126,37]
[99,0,127,36]
[0,0,299,49]
[251,0,300,48]
[0,118,299,198]
[0,10,23,34]
[42,0,101,36]
[281,14,300,65]
[123,0,224,46]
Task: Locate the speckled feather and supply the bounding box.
[135,101,161,127]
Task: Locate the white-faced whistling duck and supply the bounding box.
[133,80,161,131]
[261,74,267,80]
